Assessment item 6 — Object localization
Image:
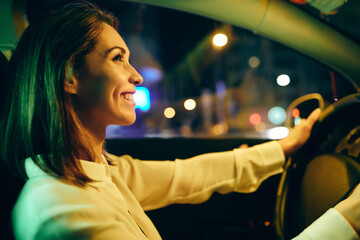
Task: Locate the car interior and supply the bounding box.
[1,0,359,239]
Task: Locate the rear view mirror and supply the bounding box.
[285,93,324,129]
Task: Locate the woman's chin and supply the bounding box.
[118,116,137,126]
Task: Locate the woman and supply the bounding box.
[1,2,358,240]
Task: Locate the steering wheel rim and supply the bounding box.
[275,93,360,240]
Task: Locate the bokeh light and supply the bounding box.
[212,123,228,135]
[180,125,192,136]
[249,113,262,125]
[213,33,228,47]
[140,67,163,83]
[276,74,290,86]
[184,99,196,110]
[266,126,289,139]
[268,106,286,125]
[292,108,300,118]
[164,107,176,119]
[134,87,150,111]
[294,117,302,126]
[255,122,266,132]
[248,56,260,68]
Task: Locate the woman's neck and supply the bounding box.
[77,117,107,164]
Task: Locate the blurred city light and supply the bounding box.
[140,67,163,83]
[212,123,228,135]
[277,74,290,86]
[255,122,266,132]
[184,99,196,110]
[212,33,228,47]
[216,81,226,98]
[134,87,150,111]
[164,107,176,119]
[180,125,192,136]
[248,56,260,68]
[266,126,289,139]
[290,0,307,4]
[268,106,286,125]
[294,117,302,126]
[249,113,262,125]
[292,108,300,118]
[106,125,121,138]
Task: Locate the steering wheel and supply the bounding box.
[275,93,360,240]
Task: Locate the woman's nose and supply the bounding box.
[129,66,143,86]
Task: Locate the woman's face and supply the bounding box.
[72,24,143,128]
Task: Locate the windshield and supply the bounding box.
[99,1,356,139]
[22,0,359,139]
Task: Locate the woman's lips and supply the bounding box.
[120,93,134,101]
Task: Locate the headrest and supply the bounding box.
[0,51,9,79]
[0,51,10,115]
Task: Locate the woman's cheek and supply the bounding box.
[85,76,108,104]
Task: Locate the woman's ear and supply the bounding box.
[64,75,79,94]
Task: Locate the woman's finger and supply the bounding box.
[306,108,321,126]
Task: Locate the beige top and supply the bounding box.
[12,141,285,239]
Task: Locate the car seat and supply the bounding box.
[0,50,25,240]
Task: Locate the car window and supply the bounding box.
[17,1,358,140]
[100,1,356,139]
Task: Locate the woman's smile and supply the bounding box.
[120,92,136,104]
[120,91,136,108]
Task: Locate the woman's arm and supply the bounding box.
[292,185,360,240]
[110,109,320,211]
[109,140,285,211]
[334,183,360,237]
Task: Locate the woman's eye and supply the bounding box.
[112,54,124,62]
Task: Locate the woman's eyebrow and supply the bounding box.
[106,46,127,55]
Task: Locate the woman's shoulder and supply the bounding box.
[17,173,84,207]
[104,152,136,166]
[18,157,99,209]
[12,176,115,240]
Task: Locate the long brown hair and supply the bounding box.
[1,2,119,186]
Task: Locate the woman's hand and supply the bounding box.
[278,108,321,157]
[334,183,360,235]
